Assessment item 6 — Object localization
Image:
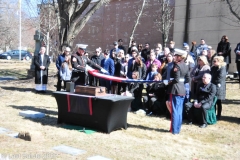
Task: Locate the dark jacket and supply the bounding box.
[132,63,147,80]
[56,54,65,70]
[71,52,101,72]
[147,82,166,101]
[101,58,115,76]
[195,82,216,106]
[234,42,240,63]
[210,66,226,100]
[129,82,141,98]
[217,41,231,64]
[34,54,50,84]
[168,61,190,95]
[141,48,151,62]
[91,54,104,66]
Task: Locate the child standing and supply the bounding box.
[146,63,158,81]
[60,55,72,90]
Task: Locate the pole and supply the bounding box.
[19,0,22,60]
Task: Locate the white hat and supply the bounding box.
[76,44,88,50]
[174,49,187,56]
[65,47,71,52]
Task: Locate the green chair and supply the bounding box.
[193,96,217,125]
[206,96,218,125]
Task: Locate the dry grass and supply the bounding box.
[0,60,240,160]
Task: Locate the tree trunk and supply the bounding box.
[54,0,109,50]
[128,0,146,47]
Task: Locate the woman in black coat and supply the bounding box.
[217,35,231,74]
[145,73,166,115]
[210,56,226,120]
[132,55,147,98]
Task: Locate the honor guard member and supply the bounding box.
[165,49,190,135]
[71,44,107,85]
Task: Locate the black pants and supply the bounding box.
[226,64,229,74]
[215,99,222,118]
[56,73,62,91]
[188,102,210,124]
[117,82,127,95]
[237,62,240,83]
[63,80,71,90]
[72,72,85,86]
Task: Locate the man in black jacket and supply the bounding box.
[89,48,104,86]
[187,73,216,128]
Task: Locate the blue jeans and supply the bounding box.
[171,94,185,134]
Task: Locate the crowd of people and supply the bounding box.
[34,36,240,135]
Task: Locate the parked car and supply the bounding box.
[0,50,32,60]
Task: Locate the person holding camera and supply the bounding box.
[187,73,216,128]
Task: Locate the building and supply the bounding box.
[173,0,240,73]
[74,0,174,53]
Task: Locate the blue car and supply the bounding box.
[0,50,32,60]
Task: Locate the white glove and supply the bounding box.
[217,84,221,87]
[163,80,168,85]
[85,65,92,71]
[101,68,108,74]
[120,71,124,75]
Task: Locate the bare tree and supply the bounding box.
[52,0,110,49]
[225,0,240,24]
[154,0,174,47]
[210,0,240,27]
[128,0,146,48]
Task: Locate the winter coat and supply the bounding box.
[60,62,72,81]
[210,66,226,100]
[34,54,50,84]
[132,62,147,80]
[217,41,231,64]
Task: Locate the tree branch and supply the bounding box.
[225,0,240,21]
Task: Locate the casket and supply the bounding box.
[75,85,106,96]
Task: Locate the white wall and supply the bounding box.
[173,0,240,73]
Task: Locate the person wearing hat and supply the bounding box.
[118,39,126,54]
[110,41,121,59]
[165,49,190,134]
[71,44,105,86]
[56,46,71,91]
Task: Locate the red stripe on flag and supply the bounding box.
[67,94,70,112]
[89,97,92,115]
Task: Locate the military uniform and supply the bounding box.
[168,59,190,134]
[71,52,101,85]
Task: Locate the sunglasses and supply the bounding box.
[125,57,129,58]
[213,61,217,62]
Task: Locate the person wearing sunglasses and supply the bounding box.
[217,35,231,74]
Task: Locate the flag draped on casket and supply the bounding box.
[87,68,161,83]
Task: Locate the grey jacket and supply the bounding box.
[210,66,226,100]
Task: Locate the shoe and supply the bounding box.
[147,112,153,116]
[217,115,221,120]
[199,124,207,128]
[187,122,192,125]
